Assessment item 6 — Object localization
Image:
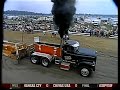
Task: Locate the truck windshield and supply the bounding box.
[74,46,79,52]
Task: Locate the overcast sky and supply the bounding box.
[4,0,118,15]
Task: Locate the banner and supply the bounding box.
[1,83,119,89]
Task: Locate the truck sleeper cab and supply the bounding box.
[30,40,97,77]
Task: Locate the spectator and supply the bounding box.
[90,29,92,36]
[43,31,46,35]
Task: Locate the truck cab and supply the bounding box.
[62,40,97,77]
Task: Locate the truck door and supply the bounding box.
[62,45,77,61]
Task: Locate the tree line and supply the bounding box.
[4,10,52,16]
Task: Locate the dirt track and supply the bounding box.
[2,53,118,83]
[2,30,118,83]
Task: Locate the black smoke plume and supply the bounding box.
[51,0,76,38]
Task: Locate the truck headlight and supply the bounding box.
[92,61,96,66]
[92,64,95,66]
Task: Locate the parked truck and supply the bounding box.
[30,37,97,77]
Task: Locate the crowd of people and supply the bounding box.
[80,27,118,38]
[3,16,118,39]
[90,29,117,37]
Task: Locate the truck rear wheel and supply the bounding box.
[41,57,50,67]
[79,66,92,77]
[30,55,39,64]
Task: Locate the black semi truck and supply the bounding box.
[30,39,97,77]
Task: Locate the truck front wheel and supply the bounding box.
[41,57,50,67]
[79,66,92,77]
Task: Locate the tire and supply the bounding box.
[79,66,92,77]
[30,55,39,64]
[41,57,50,67]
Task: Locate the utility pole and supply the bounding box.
[22,29,23,43]
[21,21,24,43]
